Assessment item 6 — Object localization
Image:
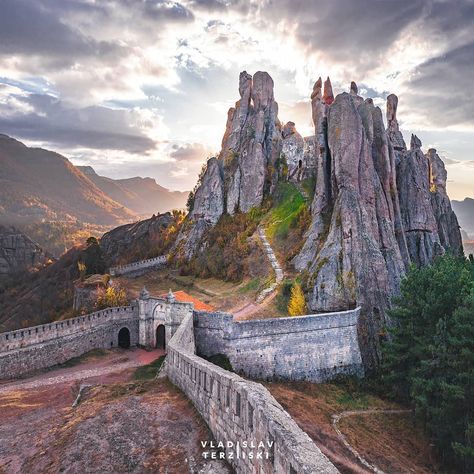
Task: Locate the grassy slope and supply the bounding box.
[268,381,441,474]
[263,182,306,246]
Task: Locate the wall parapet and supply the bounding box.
[194,308,363,382]
[0,305,137,353]
[167,312,339,473]
[110,255,167,276]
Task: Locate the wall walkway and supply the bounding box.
[166,311,339,473]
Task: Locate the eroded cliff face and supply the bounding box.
[177,70,462,367]
[0,226,48,279]
[175,71,283,258]
[294,83,462,367]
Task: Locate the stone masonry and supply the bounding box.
[0,290,191,379]
[194,308,363,382]
[0,290,361,472]
[166,310,339,473]
[109,255,167,276]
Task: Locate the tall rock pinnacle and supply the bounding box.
[350,81,358,95]
[386,93,406,153]
[323,77,334,105]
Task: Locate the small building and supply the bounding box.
[159,290,214,312]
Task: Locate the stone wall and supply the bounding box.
[166,311,338,474]
[194,308,363,382]
[0,306,138,379]
[109,255,166,276]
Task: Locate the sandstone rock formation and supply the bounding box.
[281,122,316,182]
[386,94,406,154]
[100,212,175,264]
[177,71,462,367]
[180,157,224,258]
[0,226,48,280]
[295,86,462,366]
[220,71,282,213]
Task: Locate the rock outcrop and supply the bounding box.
[295,85,462,366]
[220,71,282,214]
[176,71,284,258]
[386,94,406,155]
[0,226,48,279]
[180,157,224,258]
[428,149,463,255]
[100,212,175,265]
[281,122,316,182]
[177,71,462,367]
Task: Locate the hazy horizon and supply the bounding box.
[1,0,473,199]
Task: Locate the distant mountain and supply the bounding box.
[452,198,474,239]
[0,134,137,226]
[78,166,188,216]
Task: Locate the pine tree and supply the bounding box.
[288,282,307,316]
[382,254,474,471]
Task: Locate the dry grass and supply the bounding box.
[267,381,442,474]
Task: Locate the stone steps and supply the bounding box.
[256,228,285,303]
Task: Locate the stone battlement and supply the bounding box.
[194,308,363,382]
[110,255,167,276]
[166,311,339,473]
[0,305,137,352]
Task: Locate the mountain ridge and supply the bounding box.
[78,166,188,216]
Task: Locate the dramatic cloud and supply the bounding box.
[0,88,159,153]
[0,0,473,196]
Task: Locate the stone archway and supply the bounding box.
[118,327,131,348]
[156,324,166,350]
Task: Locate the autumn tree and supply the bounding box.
[95,284,128,309]
[288,282,307,316]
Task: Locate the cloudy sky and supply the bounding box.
[0,0,473,199]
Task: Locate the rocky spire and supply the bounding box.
[426,148,463,254]
[237,71,252,125]
[323,77,334,105]
[410,134,422,150]
[386,94,406,152]
[350,81,358,95]
[311,77,323,125]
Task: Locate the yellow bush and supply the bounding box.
[96,285,128,309]
[288,282,307,316]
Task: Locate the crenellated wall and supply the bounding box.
[0,306,139,379]
[166,311,339,474]
[0,295,192,379]
[0,306,138,352]
[109,255,167,276]
[194,308,363,382]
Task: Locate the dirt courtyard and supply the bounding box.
[0,348,231,474]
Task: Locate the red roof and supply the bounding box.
[160,290,214,311]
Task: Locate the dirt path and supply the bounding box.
[0,349,164,393]
[332,409,411,474]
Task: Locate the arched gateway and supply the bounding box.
[156,324,165,350]
[118,327,130,348]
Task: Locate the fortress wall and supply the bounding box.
[0,306,138,352]
[166,311,338,474]
[110,256,167,276]
[0,307,139,379]
[194,308,363,382]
